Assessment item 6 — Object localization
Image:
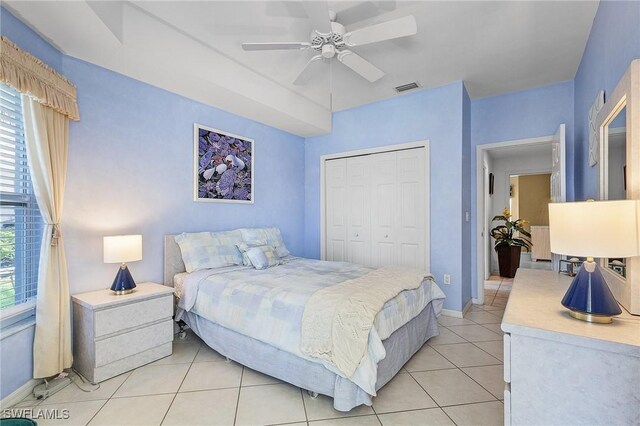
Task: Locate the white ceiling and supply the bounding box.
[4,1,599,137]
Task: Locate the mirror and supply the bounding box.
[604,106,627,277]
[597,59,639,315]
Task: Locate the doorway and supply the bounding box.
[476,125,566,305]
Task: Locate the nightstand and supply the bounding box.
[71,282,174,383]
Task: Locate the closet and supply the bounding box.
[324,147,428,271]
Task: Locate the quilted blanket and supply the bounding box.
[301,268,433,377]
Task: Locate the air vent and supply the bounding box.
[394,82,421,93]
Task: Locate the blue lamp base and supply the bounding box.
[561,260,622,323]
[110,263,137,295]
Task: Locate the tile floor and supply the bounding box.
[7,302,509,426]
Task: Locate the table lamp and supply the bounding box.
[549,200,640,323]
[103,234,142,295]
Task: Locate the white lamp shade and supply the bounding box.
[103,235,143,263]
[548,200,640,258]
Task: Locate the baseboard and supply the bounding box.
[0,378,41,409]
[440,308,463,318]
[441,299,475,319]
[462,299,473,316]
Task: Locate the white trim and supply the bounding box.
[462,298,473,316]
[193,123,255,204]
[0,300,36,329]
[319,140,430,275]
[475,135,555,307]
[440,308,464,319]
[0,316,35,340]
[0,378,41,409]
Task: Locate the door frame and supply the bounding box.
[475,135,555,304]
[320,140,430,273]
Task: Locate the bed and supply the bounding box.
[164,234,445,411]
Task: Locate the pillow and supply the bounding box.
[236,240,267,266]
[245,245,280,270]
[175,231,243,273]
[239,227,290,258]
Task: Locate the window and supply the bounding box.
[0,83,42,313]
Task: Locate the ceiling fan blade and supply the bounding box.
[335,1,396,27]
[344,15,417,46]
[294,55,325,85]
[337,50,384,82]
[302,1,332,34]
[242,42,310,51]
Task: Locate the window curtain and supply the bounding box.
[1,35,79,379]
[22,96,72,378]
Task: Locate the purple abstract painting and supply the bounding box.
[194,124,254,203]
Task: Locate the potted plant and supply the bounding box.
[491,208,532,278]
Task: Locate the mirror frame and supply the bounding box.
[597,59,640,315]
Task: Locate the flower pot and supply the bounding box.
[497,245,522,278]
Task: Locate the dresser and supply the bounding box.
[72,282,174,383]
[502,269,640,425]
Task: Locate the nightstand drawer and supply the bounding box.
[94,295,172,338]
[95,319,173,367]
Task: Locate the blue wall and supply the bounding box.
[469,80,575,299]
[574,0,640,201]
[62,56,305,294]
[304,82,467,311]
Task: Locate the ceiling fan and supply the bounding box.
[241,2,417,85]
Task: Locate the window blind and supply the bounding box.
[0,83,42,310]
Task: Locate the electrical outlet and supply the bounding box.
[465,211,470,222]
[443,274,451,285]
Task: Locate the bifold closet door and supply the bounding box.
[325,147,426,270]
[325,158,347,261]
[370,148,426,270]
[345,156,371,265]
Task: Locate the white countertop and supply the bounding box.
[502,269,640,357]
[71,282,174,310]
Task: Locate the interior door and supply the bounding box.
[325,158,347,261]
[550,123,566,271]
[346,156,371,265]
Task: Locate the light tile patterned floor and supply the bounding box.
[8,298,509,426]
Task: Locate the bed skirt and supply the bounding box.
[182,299,441,411]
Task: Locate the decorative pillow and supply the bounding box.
[175,231,243,273]
[239,227,290,258]
[236,240,267,266]
[245,245,280,270]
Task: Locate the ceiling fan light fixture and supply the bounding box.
[322,44,336,58]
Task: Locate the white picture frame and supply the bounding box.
[193,123,255,203]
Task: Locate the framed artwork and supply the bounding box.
[194,123,254,203]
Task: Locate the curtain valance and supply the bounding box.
[0,36,79,121]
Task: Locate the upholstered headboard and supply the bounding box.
[163,235,185,287]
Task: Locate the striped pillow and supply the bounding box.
[175,231,243,273]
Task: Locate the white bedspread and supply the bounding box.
[177,257,445,396]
